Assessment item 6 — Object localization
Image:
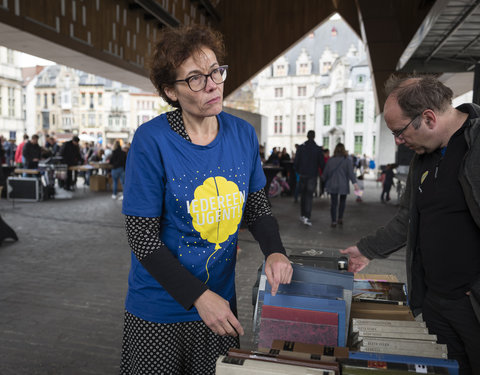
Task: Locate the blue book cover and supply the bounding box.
[348,351,459,375]
[264,292,347,347]
[265,279,344,299]
[291,263,353,338]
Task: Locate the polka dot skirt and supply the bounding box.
[120,311,240,375]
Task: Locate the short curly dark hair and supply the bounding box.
[149,24,225,108]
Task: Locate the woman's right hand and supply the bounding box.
[193,289,244,337]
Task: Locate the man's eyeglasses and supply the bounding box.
[174,65,228,92]
[391,113,421,139]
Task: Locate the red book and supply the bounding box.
[259,305,338,349]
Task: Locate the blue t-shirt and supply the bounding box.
[122,111,266,323]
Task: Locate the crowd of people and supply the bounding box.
[0,133,128,195]
[263,136,382,227]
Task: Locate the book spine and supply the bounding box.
[351,318,426,327]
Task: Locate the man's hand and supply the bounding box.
[193,289,244,337]
[265,253,293,296]
[339,246,369,273]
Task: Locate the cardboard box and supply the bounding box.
[107,176,123,192]
[90,175,107,191]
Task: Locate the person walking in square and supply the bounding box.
[294,130,325,226]
[322,143,358,227]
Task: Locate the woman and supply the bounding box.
[322,143,358,227]
[120,24,292,374]
[108,140,127,199]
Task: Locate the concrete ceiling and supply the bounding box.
[1,0,478,110]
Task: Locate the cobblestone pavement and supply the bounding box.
[0,178,404,374]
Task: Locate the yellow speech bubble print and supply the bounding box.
[187,176,245,282]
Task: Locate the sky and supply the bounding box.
[18,52,55,67]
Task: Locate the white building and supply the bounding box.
[33,65,166,146]
[315,51,379,159]
[0,47,24,141]
[253,18,380,161]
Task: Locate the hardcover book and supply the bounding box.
[351,318,426,328]
[353,280,407,305]
[263,292,346,346]
[215,355,337,375]
[227,348,340,373]
[270,339,349,359]
[352,331,437,342]
[259,305,338,348]
[348,352,459,375]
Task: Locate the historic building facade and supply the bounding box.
[33,65,166,145]
[0,47,24,141]
[252,18,380,160]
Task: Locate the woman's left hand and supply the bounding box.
[264,253,293,296]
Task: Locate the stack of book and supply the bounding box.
[349,318,448,359]
[216,340,348,374]
[253,260,354,349]
[350,277,415,321]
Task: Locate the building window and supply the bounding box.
[297,86,306,97]
[98,93,103,106]
[335,101,343,125]
[8,87,15,117]
[88,113,95,126]
[296,114,306,134]
[354,135,363,154]
[9,131,16,140]
[274,115,283,134]
[298,63,309,75]
[322,136,329,149]
[81,93,86,105]
[355,99,364,123]
[89,93,94,109]
[52,114,55,125]
[6,49,13,64]
[323,104,330,126]
[274,87,283,98]
[322,61,332,74]
[44,93,48,108]
[51,93,55,105]
[36,93,40,106]
[98,114,102,125]
[357,74,365,83]
[372,135,376,156]
[275,64,286,76]
[82,114,86,126]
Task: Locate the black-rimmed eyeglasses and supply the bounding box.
[173,65,228,92]
[391,113,421,139]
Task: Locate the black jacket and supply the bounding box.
[294,140,325,177]
[109,148,127,169]
[22,141,42,169]
[60,141,82,166]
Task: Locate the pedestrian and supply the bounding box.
[340,74,480,374]
[380,163,395,202]
[59,136,82,190]
[108,140,126,199]
[294,130,325,226]
[120,24,292,375]
[22,134,41,169]
[322,143,358,227]
[15,134,28,167]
